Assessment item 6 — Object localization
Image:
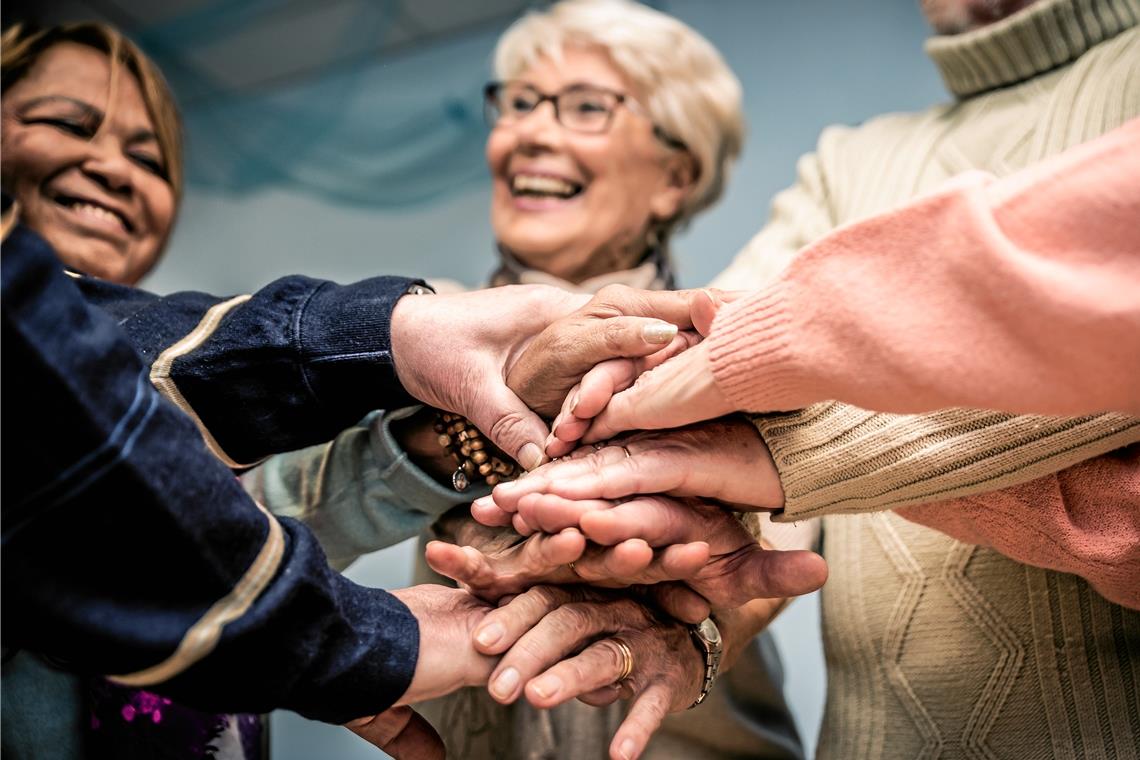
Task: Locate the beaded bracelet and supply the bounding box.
[434,412,521,491]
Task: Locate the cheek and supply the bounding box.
[1,131,55,189]
[141,181,177,241]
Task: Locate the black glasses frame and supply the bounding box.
[483,81,687,151]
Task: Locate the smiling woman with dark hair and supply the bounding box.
[1,22,182,284]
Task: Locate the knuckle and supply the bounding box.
[602,319,630,353]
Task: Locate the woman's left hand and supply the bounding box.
[475,585,704,760]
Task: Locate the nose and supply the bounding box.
[509,100,565,151]
[82,135,134,196]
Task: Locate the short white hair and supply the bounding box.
[494,0,744,231]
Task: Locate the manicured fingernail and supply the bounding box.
[473,495,494,509]
[490,667,519,699]
[618,738,637,760]
[642,321,677,344]
[518,442,544,471]
[531,674,562,700]
[568,390,581,415]
[475,622,504,649]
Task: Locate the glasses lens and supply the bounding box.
[558,87,616,133]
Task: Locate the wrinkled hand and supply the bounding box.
[344,706,443,759]
[474,586,702,760]
[481,418,784,525]
[424,525,713,621]
[455,492,826,614]
[507,285,742,418]
[389,585,497,705]
[541,289,745,454]
[391,284,591,470]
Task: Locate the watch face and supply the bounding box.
[697,617,722,647]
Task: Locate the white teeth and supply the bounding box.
[69,202,126,230]
[511,175,580,196]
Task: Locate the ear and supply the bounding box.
[648,150,697,222]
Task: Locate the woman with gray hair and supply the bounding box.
[244,2,811,759]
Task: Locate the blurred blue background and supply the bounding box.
[16,1,946,756]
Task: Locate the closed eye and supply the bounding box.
[24,116,95,139]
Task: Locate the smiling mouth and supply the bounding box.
[510,174,584,200]
[52,194,134,234]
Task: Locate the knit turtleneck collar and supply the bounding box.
[926,0,1139,98]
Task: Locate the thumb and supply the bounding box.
[469,382,552,471]
[345,706,445,760]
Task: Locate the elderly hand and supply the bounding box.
[387,584,498,705]
[480,418,784,527]
[474,586,702,760]
[424,526,714,620]
[541,288,745,454]
[506,285,741,418]
[390,284,715,471]
[452,492,825,615]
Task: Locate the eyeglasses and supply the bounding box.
[483,81,687,151]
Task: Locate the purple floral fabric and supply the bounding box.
[87,679,263,760]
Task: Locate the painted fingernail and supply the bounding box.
[531,674,562,700]
[618,738,637,760]
[642,321,678,344]
[518,442,545,471]
[490,667,519,700]
[475,622,504,649]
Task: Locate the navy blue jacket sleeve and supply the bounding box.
[77,267,422,466]
[1,223,418,724]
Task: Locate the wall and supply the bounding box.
[141,1,948,757]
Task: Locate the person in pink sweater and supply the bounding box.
[469,118,1140,610]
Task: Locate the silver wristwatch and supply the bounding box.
[688,616,723,708]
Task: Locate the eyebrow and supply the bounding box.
[18,95,159,144]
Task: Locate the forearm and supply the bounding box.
[709,119,1140,417]
[78,270,425,466]
[758,404,1140,519]
[243,407,468,570]
[2,230,419,723]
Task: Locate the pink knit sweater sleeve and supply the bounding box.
[707,118,1140,417]
[897,446,1140,609]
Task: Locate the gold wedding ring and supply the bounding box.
[611,637,634,683]
[618,445,632,459]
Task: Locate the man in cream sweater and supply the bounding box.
[708,0,1140,756]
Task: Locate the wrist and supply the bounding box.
[715,597,785,673]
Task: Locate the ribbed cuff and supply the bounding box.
[707,281,814,413]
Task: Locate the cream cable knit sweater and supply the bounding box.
[710,0,1140,756]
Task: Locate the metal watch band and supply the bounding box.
[688,616,723,708]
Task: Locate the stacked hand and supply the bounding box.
[385,285,827,760]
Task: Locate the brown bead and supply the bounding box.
[484,474,501,486]
[468,439,485,451]
[437,434,452,448]
[493,460,512,475]
[471,450,488,464]
[433,422,446,433]
[458,443,470,457]
[478,462,494,476]
[462,460,476,476]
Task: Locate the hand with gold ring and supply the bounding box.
[475,585,703,760]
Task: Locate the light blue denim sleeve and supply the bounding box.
[241,406,476,571]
